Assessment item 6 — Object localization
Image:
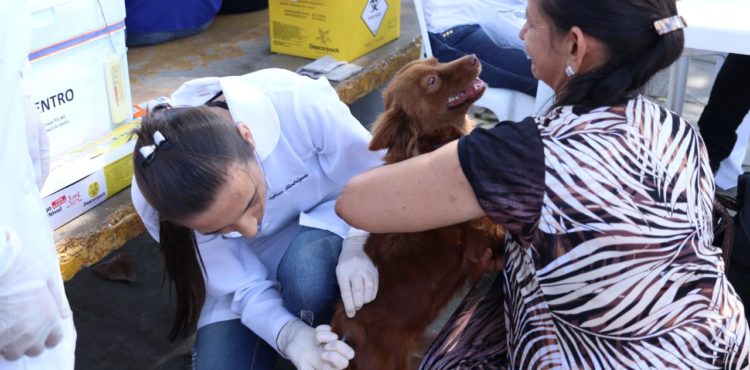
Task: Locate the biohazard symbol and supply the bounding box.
[317,29,331,45]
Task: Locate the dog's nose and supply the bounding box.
[467,54,478,66]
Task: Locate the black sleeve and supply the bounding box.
[458,117,545,243]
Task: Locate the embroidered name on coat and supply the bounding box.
[285,174,309,191]
[268,174,310,201]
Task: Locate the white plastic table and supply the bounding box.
[669,0,750,189]
[666,0,750,114]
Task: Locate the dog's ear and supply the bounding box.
[369,108,418,163]
[381,80,400,113]
[369,107,407,151]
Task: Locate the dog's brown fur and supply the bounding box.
[331,56,505,370]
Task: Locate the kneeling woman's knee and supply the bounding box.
[279,227,343,273]
[277,227,343,322]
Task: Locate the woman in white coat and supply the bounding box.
[0,0,76,369]
[130,69,382,369]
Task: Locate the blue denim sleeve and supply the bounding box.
[457,117,545,244]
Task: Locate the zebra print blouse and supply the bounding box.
[457,96,750,369]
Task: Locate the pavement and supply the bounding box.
[66,234,188,370]
[64,43,732,370]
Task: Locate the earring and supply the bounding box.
[565,65,576,77]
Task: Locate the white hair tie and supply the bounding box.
[139,130,171,166]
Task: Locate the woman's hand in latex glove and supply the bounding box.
[277,320,354,370]
[0,229,65,360]
[336,228,377,318]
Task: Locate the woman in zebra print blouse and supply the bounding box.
[336,0,750,368]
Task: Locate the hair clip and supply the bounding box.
[153,131,167,146]
[139,130,171,166]
[653,15,687,36]
[139,145,157,165]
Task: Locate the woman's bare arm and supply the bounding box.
[335,141,486,233]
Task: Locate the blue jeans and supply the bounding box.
[429,24,537,96]
[192,226,343,370]
[126,20,213,47]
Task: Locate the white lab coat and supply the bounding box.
[131,69,383,351]
[0,1,76,369]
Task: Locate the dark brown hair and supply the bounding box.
[132,105,255,341]
[541,0,684,107]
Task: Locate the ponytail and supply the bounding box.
[160,220,205,341]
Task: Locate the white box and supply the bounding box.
[27,0,132,158]
[41,120,140,230]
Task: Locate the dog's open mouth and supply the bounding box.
[447,78,487,108]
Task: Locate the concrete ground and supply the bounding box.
[65,234,188,370]
[65,41,731,370]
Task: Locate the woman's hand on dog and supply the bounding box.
[479,248,504,272]
[336,228,378,318]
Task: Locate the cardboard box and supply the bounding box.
[41,120,140,230]
[27,0,132,158]
[269,0,400,61]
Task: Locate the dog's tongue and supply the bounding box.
[447,78,486,108]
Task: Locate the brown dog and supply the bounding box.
[330,55,505,370]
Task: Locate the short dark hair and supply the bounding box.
[541,0,684,107]
[132,105,256,340]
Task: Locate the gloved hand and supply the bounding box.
[316,325,355,370]
[336,228,377,318]
[277,319,354,370]
[0,229,65,361]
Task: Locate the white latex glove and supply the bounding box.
[0,229,65,361]
[277,319,354,370]
[316,325,355,370]
[336,228,377,318]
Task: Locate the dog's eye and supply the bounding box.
[427,76,437,86]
